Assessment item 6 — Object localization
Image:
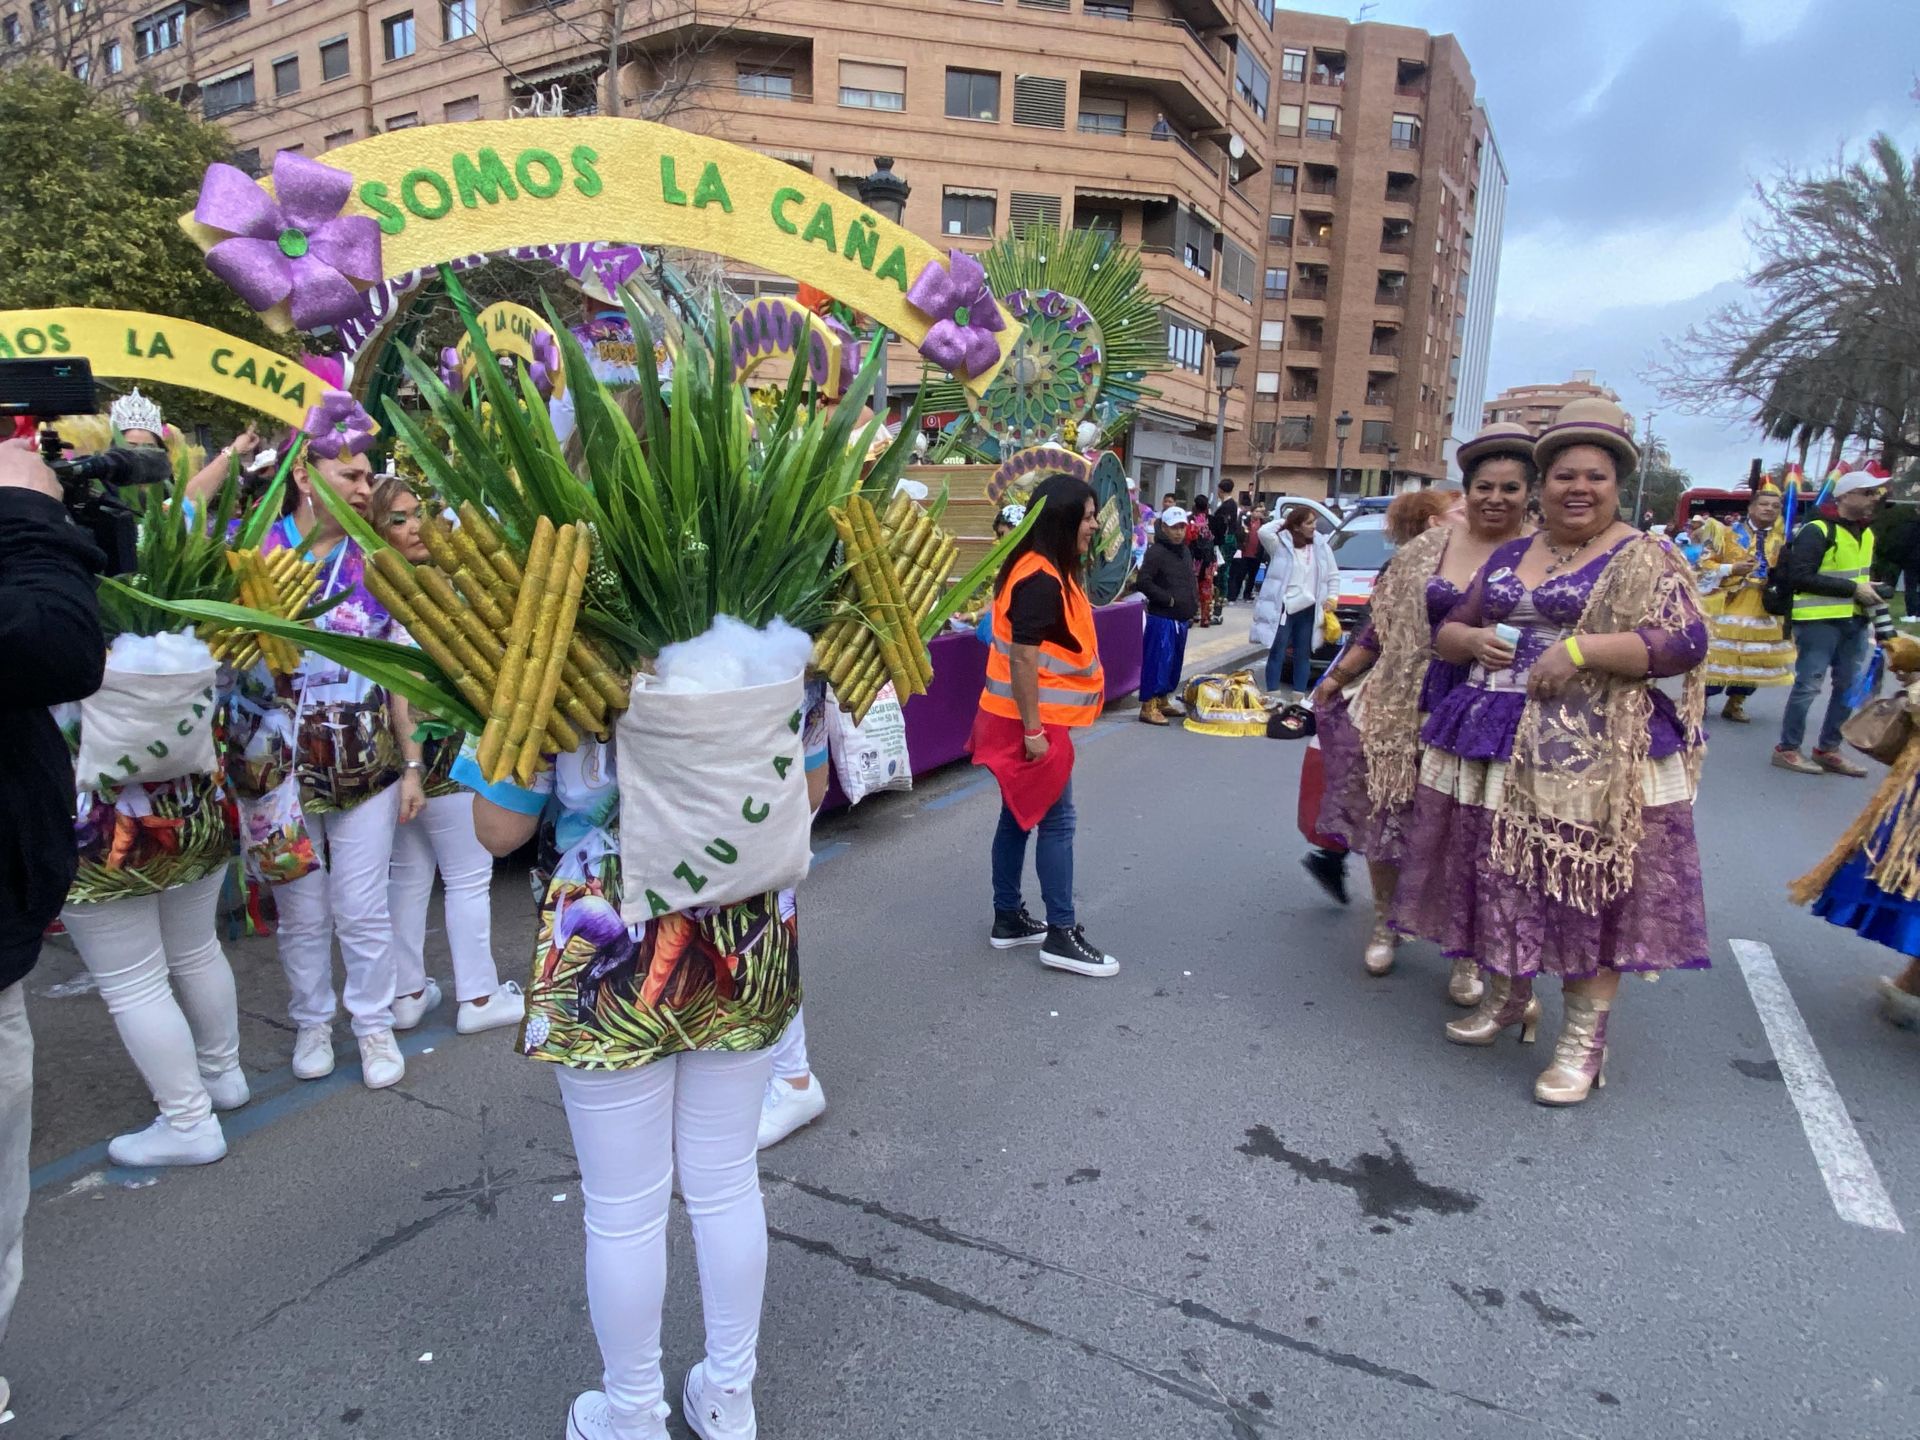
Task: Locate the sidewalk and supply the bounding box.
[1178,602,1264,681]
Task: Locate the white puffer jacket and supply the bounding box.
[1249,520,1338,649]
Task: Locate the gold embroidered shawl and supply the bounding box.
[1359,525,1451,816]
[1488,535,1707,915]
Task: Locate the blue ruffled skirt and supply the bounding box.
[1812,854,1920,959]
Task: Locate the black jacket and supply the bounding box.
[1784,517,1872,604]
[1,489,106,990]
[1135,534,1200,622]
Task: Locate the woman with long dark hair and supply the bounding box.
[972,474,1118,978]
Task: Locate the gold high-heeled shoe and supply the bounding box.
[1446,955,1484,1007]
[1534,993,1612,1106]
[1444,973,1539,1046]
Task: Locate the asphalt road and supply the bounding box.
[8,677,1920,1440]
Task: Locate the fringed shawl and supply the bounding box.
[1488,535,1707,916]
[1359,525,1451,816]
[1790,683,1920,907]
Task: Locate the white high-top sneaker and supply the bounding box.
[566,1390,668,1440]
[106,1115,227,1168]
[683,1362,757,1440]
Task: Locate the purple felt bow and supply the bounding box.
[303,389,377,459]
[194,152,383,333]
[906,250,1005,380]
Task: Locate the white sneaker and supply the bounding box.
[457,980,525,1035]
[756,1075,826,1150]
[202,1067,251,1112]
[683,1362,757,1440]
[357,1028,405,1089]
[106,1115,227,1168]
[391,977,442,1031]
[292,1023,335,1080]
[566,1389,669,1440]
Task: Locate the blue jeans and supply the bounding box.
[992,780,1076,929]
[1780,617,1870,753]
[1265,607,1318,693]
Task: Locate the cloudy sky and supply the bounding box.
[1290,0,1919,483]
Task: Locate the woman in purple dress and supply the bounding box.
[1312,424,1535,1000]
[1391,399,1709,1106]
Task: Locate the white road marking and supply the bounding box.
[1730,939,1904,1234]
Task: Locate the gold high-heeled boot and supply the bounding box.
[1446,955,1485,1007]
[1363,896,1397,976]
[1534,993,1612,1106]
[1444,972,1539,1046]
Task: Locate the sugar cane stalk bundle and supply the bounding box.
[814,492,960,724]
[203,547,317,675]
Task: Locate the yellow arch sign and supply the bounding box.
[450,302,567,399]
[0,308,312,428]
[192,121,1018,393]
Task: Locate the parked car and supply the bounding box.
[1317,512,1395,669]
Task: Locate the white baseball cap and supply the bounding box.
[1159,505,1190,527]
[1834,471,1889,498]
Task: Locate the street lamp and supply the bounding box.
[855,158,912,418]
[1329,409,1353,503]
[1212,348,1241,497]
[1385,441,1400,495]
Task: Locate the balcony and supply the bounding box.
[1292,324,1323,353]
[1165,0,1229,28]
[1384,172,1419,207]
[1311,50,1346,87]
[1370,329,1400,357]
[1302,166,1338,196]
[1375,283,1407,307]
[1365,383,1396,407]
[1381,223,1413,255]
[1285,384,1319,402]
[1292,277,1328,301]
[1390,132,1420,152]
[1394,60,1428,98]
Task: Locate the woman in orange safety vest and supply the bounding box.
[971,474,1117,978]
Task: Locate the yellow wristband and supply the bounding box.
[1564,635,1586,668]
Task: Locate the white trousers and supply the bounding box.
[0,981,30,1351]
[275,783,400,1037]
[767,1003,809,1081]
[556,1049,773,1436]
[60,870,239,1129]
[389,791,502,1003]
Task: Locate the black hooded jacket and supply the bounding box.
[1135,532,1200,622]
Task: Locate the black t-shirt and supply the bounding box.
[1007,572,1084,654]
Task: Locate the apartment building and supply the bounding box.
[1448,101,1505,477]
[1484,371,1626,437]
[4,0,1500,498]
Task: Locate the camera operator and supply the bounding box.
[0,435,106,1409]
[1774,469,1890,777]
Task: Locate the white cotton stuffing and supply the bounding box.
[106,628,216,675]
[651,615,813,694]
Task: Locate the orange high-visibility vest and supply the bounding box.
[981,552,1105,728]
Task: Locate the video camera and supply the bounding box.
[0,356,174,574]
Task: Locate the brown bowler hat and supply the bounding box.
[1456,421,1537,473]
[1534,397,1640,476]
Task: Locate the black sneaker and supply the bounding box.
[1302,848,1350,906]
[1040,925,1119,978]
[990,907,1048,949]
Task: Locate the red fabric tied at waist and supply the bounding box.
[969,710,1074,831]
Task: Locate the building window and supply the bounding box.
[737,64,794,99]
[1268,213,1292,242]
[1274,102,1300,137]
[1280,48,1305,83]
[201,0,248,25]
[1390,113,1420,149]
[1008,190,1062,233]
[1011,73,1066,128]
[444,93,481,121]
[441,0,474,39]
[1074,204,1121,235]
[1258,319,1283,347]
[324,128,354,147]
[1,16,18,45]
[1078,94,1125,136]
[103,37,121,70]
[1220,238,1255,302]
[71,52,88,79]
[1084,0,1131,15]
[1361,420,1391,452]
[386,111,418,128]
[29,0,44,27]
[839,59,904,111]
[382,12,414,61]
[1233,47,1268,119]
[1279,416,1312,449]
[941,188,994,237]
[1263,267,1287,299]
[1305,102,1339,138]
[134,4,184,58]
[1254,370,1279,395]
[945,67,998,121]
[1250,0,1273,20]
[272,54,298,95]
[1164,312,1204,374]
[1274,163,1296,192]
[231,147,261,176]
[201,65,255,117]
[319,35,349,81]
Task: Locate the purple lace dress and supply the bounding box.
[1388,537,1710,978]
[1314,571,1469,865]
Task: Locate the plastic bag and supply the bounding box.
[239,771,319,887]
[828,682,912,804]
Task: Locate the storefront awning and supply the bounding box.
[942,185,998,199]
[1077,185,1173,205]
[754,147,814,169]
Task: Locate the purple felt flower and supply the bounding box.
[906,250,1006,380]
[527,330,561,399]
[303,389,377,459]
[193,152,383,333]
[437,346,465,391]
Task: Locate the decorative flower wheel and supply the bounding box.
[967,289,1104,448]
[986,445,1093,507]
